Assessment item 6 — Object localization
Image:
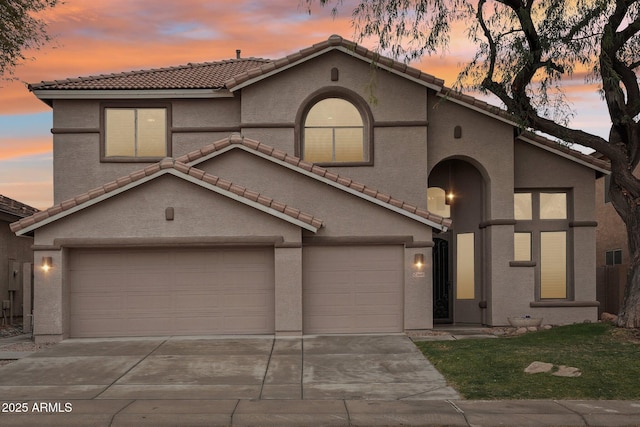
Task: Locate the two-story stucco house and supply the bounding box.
[11,35,608,343]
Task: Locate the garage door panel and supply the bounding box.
[175,293,221,310]
[223,314,272,332]
[355,291,400,307]
[70,248,275,337]
[70,294,125,314]
[304,291,353,308]
[354,270,401,284]
[303,246,403,334]
[225,291,271,308]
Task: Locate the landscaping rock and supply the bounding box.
[527,326,538,332]
[601,312,618,324]
[552,365,582,377]
[525,361,554,374]
[515,327,528,335]
[542,324,553,330]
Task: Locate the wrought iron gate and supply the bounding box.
[433,237,451,323]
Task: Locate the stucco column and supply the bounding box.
[274,246,302,335]
[33,249,65,343]
[404,245,433,330]
[22,263,32,333]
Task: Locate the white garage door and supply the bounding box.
[69,247,274,337]
[303,246,404,334]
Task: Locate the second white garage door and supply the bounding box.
[69,247,275,338]
[303,246,404,334]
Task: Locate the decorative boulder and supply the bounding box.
[601,312,618,324]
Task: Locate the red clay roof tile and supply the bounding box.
[178,134,452,228]
[28,58,271,91]
[28,35,605,174]
[10,157,324,233]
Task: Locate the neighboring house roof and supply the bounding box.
[0,195,39,220]
[10,158,324,236]
[177,134,452,231]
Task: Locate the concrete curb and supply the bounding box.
[0,399,639,426]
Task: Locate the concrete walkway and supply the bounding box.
[0,334,639,426]
[0,335,458,401]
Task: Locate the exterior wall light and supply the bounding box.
[414,253,424,270]
[41,257,53,272]
[445,192,454,205]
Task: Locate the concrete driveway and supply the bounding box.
[0,334,458,401]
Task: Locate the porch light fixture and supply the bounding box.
[41,257,53,272]
[445,191,454,205]
[414,253,424,270]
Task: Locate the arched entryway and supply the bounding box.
[428,158,486,324]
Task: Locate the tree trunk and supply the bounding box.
[616,198,640,328]
[618,259,640,328]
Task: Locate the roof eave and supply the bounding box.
[228,45,443,93]
[14,168,321,236]
[436,91,518,127]
[31,88,234,102]
[187,143,449,231]
[516,135,610,175]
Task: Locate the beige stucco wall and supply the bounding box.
[493,141,599,325]
[427,96,515,219]
[36,175,302,246]
[196,149,432,241]
[50,51,431,209]
[32,174,309,341]
[274,247,303,335]
[239,51,429,206]
[51,98,243,203]
[39,47,602,331]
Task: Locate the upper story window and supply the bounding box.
[605,249,622,266]
[302,97,367,164]
[103,106,169,161]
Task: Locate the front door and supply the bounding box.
[432,237,452,323]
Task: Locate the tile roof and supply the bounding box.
[0,195,39,219]
[10,159,323,234]
[176,133,453,230]
[24,34,604,176]
[224,34,445,91]
[28,58,271,91]
[516,131,610,172]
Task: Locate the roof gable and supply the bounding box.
[178,134,452,231]
[516,131,610,174]
[224,35,444,92]
[11,159,323,236]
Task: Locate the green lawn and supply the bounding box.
[415,323,640,400]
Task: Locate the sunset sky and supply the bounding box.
[0,0,611,210]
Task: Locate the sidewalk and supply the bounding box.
[0,398,639,426]
[1,332,639,426]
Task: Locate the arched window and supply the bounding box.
[303,98,365,163]
[427,187,451,219]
